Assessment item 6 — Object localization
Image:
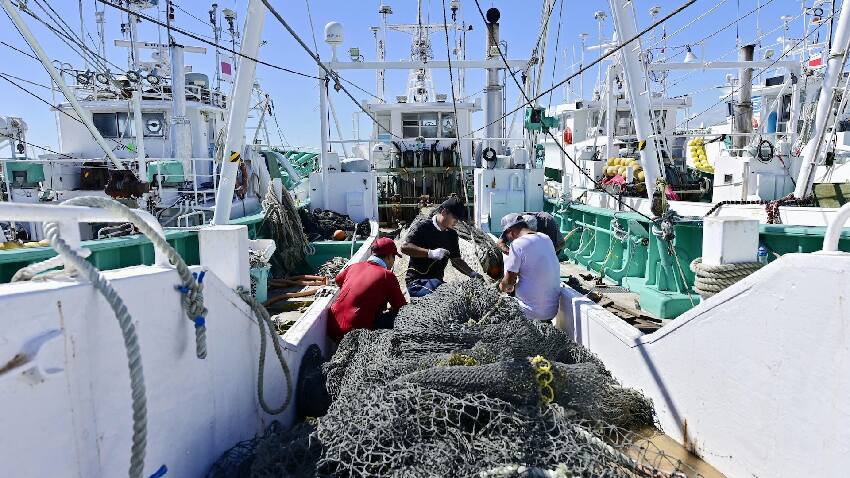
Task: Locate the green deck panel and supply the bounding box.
[548,198,850,320]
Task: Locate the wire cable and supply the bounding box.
[98,0,321,80]
[441,0,469,206]
[260,0,401,141]
[464,0,696,141]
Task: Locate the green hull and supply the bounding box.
[547,199,850,319]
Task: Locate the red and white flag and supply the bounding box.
[220,57,234,82]
[808,54,823,68]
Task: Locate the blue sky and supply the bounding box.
[0,0,835,154]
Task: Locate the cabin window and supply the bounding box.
[401,112,454,139]
[92,112,165,138]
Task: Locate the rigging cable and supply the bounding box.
[672,15,831,132]
[547,0,565,108]
[441,0,469,206]
[98,0,321,80]
[471,0,695,221]
[259,0,402,141]
[463,0,696,142]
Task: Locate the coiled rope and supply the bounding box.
[689,258,763,298]
[60,197,208,359]
[235,287,293,415]
[41,220,148,478]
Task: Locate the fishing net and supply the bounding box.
[210,279,703,478]
[317,257,348,282]
[300,208,371,241]
[261,188,311,278]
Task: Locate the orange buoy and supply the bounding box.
[333,230,347,241]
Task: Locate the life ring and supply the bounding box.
[482,147,497,162]
[235,160,249,199]
[562,127,573,145]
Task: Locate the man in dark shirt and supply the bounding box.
[497,211,565,254]
[401,197,481,297]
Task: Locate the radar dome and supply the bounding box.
[324,22,344,45]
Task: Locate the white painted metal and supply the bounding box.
[609,0,663,196]
[131,89,147,181]
[322,59,528,70]
[198,225,250,290]
[794,0,850,197]
[212,0,266,225]
[0,202,166,267]
[646,60,799,71]
[0,0,126,171]
[170,45,192,164]
[701,217,759,266]
[113,40,207,54]
[556,252,850,477]
[822,202,850,251]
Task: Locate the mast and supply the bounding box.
[732,44,755,157]
[794,0,850,198]
[211,0,267,224]
[484,8,503,153]
[609,0,663,196]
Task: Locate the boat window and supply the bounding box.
[93,112,119,138]
[92,112,165,138]
[401,112,451,139]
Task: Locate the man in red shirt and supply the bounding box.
[327,237,408,342]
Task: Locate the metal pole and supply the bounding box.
[605,65,616,158]
[609,0,663,196]
[794,0,850,198]
[211,0,266,224]
[485,13,503,153]
[0,0,127,171]
[132,89,147,181]
[170,44,192,163]
[732,44,755,157]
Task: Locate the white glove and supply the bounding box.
[427,248,450,260]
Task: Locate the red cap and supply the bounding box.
[371,237,401,257]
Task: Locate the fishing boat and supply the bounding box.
[3,0,850,477]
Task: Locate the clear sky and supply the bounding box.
[0,0,836,155]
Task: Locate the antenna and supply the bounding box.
[324,22,344,62]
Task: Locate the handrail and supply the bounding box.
[822,202,850,251]
[0,202,168,266]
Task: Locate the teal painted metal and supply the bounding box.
[548,198,850,319]
[4,161,45,186]
[146,160,186,185]
[0,212,265,284]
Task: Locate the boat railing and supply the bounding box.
[823,202,850,251]
[58,77,228,109]
[0,156,223,215]
[0,201,168,269]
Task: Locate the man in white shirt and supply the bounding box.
[498,213,562,322]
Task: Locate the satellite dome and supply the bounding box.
[324,22,344,46]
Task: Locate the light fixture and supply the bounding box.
[763,48,776,60]
[76,71,91,85]
[95,72,111,84]
[683,45,698,64]
[145,73,161,86]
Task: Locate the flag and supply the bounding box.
[220,57,234,82]
[808,54,823,68]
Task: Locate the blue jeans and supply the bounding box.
[407,278,444,297]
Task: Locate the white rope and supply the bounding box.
[690,257,763,298]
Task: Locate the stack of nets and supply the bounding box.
[300,208,371,241]
[455,219,504,278]
[210,279,702,478]
[317,257,348,282]
[261,188,311,278]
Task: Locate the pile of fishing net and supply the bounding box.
[209,279,702,478]
[261,188,311,278]
[299,208,371,241]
